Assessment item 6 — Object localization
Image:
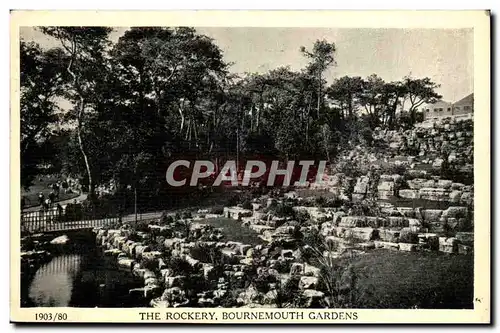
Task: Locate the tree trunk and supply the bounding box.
[76,98,93,199]
[317,72,321,118]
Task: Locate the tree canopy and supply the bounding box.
[21,27,442,198]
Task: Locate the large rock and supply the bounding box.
[365,216,385,228]
[387,216,408,228]
[117,257,135,271]
[439,237,458,253]
[455,232,474,246]
[419,188,450,201]
[223,207,253,220]
[339,216,366,228]
[50,235,70,245]
[442,206,468,218]
[302,289,325,307]
[164,275,186,288]
[347,227,377,241]
[290,263,304,276]
[399,189,419,199]
[399,243,418,252]
[374,241,399,250]
[378,181,395,199]
[299,276,319,290]
[422,209,443,221]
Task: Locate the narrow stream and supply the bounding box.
[22,232,146,308]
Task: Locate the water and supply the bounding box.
[22,232,145,308]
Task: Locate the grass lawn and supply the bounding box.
[21,176,80,208]
[344,249,474,309]
[198,217,266,246]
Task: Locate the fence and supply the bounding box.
[21,206,122,235]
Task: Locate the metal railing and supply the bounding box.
[21,206,122,235]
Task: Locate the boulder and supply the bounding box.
[365,216,385,228]
[419,188,450,201]
[378,181,395,199]
[449,191,463,203]
[339,216,366,228]
[439,237,458,253]
[299,276,319,290]
[399,243,418,252]
[442,206,468,219]
[165,276,186,288]
[455,232,474,246]
[290,263,304,276]
[332,211,346,226]
[302,289,325,307]
[422,209,443,221]
[348,227,378,241]
[378,229,400,242]
[458,244,473,255]
[303,263,321,277]
[50,235,70,245]
[387,216,408,228]
[399,189,419,199]
[374,241,399,250]
[117,257,135,271]
[356,242,375,250]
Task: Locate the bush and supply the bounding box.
[127,232,142,242]
[190,244,224,265]
[182,211,192,219]
[209,206,224,215]
[141,257,159,272]
[252,270,277,293]
[241,200,253,210]
[315,196,326,207]
[399,231,419,244]
[274,203,295,218]
[168,257,195,276]
[160,211,174,225]
[295,210,311,224]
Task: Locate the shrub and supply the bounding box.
[274,203,295,218]
[209,205,224,215]
[141,257,159,272]
[160,211,174,225]
[274,276,302,308]
[241,200,253,210]
[127,232,142,243]
[168,257,195,276]
[315,196,326,207]
[311,242,364,308]
[295,210,311,224]
[399,231,419,244]
[252,270,277,293]
[182,211,192,219]
[190,244,224,265]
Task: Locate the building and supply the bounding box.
[420,93,474,120]
[451,93,474,116]
[420,99,453,119]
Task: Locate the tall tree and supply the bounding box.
[39,27,113,199]
[300,40,336,118]
[20,40,67,188]
[402,75,442,125]
[326,76,364,119]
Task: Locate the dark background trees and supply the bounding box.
[21,27,442,207]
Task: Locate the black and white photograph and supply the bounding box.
[11,10,490,324]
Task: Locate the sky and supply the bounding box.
[20,26,473,103]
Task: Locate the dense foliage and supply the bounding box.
[21,27,442,199]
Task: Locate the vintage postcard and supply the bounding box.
[10,10,490,324]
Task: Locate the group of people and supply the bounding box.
[38,183,60,210]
